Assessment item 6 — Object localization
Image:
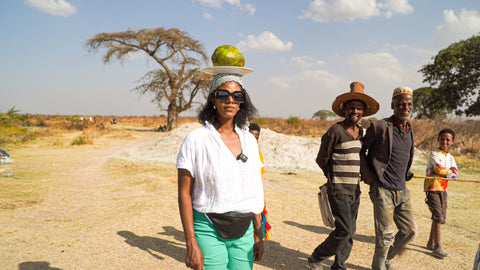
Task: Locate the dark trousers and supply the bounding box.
[312,194,360,270]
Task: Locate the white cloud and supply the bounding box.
[225,0,240,4]
[380,0,413,15]
[25,0,76,17]
[195,0,256,15]
[383,11,393,19]
[203,12,213,20]
[433,9,480,48]
[299,0,413,23]
[236,31,293,52]
[348,52,404,84]
[299,0,380,22]
[269,69,344,90]
[262,69,346,117]
[267,76,291,89]
[242,3,256,15]
[386,43,435,59]
[195,0,222,8]
[280,56,326,68]
[125,51,148,61]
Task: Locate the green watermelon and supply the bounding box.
[211,45,245,67]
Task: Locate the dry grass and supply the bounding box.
[411,118,480,158]
[0,115,199,146]
[3,114,480,160]
[252,117,338,137]
[253,117,480,158]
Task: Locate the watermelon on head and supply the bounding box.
[211,45,245,67]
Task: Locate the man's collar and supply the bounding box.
[341,119,362,128]
[437,148,448,155]
[392,117,411,131]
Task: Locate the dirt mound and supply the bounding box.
[119,123,426,173]
[117,123,201,163]
[119,123,322,172]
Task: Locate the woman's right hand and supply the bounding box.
[185,238,204,270]
[178,169,203,269]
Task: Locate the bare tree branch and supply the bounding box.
[86,27,209,130]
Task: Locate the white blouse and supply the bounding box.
[176,121,264,214]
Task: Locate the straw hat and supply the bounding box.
[332,82,379,117]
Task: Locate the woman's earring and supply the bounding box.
[213,105,216,110]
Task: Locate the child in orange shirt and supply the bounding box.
[424,128,458,258]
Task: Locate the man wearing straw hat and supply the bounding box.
[308,82,379,270]
[360,86,418,270]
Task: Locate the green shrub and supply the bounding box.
[252,117,269,127]
[71,135,93,145]
[312,110,336,119]
[0,125,28,144]
[286,116,302,126]
[36,118,47,127]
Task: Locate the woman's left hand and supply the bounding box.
[252,213,264,260]
[253,236,264,261]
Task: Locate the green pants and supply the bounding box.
[193,209,254,270]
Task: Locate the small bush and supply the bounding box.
[20,131,38,142]
[49,138,64,147]
[286,116,302,126]
[252,117,269,127]
[71,135,93,145]
[0,125,28,144]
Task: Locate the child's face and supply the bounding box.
[249,130,260,142]
[438,132,455,152]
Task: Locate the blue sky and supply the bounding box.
[1,0,479,119]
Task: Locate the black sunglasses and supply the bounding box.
[215,89,245,104]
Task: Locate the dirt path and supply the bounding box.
[0,131,184,269]
[1,130,479,270]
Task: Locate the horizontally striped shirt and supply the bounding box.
[316,122,363,196]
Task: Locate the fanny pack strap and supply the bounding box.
[205,212,254,239]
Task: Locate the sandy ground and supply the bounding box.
[1,125,479,270]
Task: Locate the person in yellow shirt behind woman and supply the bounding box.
[249,123,271,241]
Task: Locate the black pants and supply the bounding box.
[312,194,360,270]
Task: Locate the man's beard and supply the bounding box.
[396,113,411,121]
[346,114,361,124]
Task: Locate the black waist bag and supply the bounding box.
[206,212,254,239]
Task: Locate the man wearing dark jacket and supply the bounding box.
[360,86,418,270]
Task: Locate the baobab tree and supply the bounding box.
[86,27,211,130]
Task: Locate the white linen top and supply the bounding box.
[176,121,264,214]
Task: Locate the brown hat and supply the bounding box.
[332,82,379,117]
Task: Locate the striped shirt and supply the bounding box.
[316,122,363,196]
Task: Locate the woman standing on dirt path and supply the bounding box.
[176,54,264,270]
